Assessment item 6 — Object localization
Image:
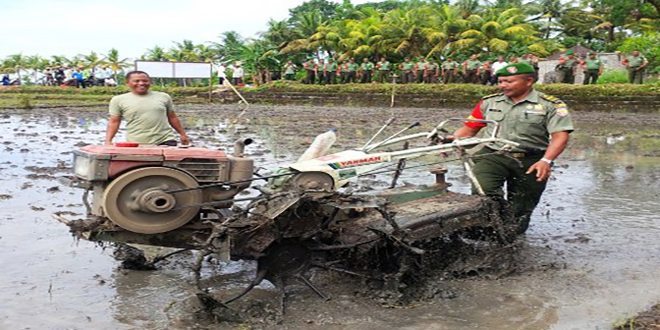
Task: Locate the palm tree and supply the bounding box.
[3,54,27,83]
[334,7,386,58]
[453,8,541,55]
[379,8,430,57]
[424,4,469,57]
[142,46,167,61]
[105,48,131,81]
[50,55,70,67]
[169,40,201,62]
[209,31,245,62]
[527,0,566,39]
[261,19,295,49]
[81,51,105,76]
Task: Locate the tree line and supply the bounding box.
[1,0,658,85]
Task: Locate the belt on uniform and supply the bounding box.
[485,147,544,159]
[508,150,544,159]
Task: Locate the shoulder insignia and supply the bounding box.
[482,93,503,100]
[540,93,564,104]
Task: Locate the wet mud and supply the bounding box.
[0,104,659,329]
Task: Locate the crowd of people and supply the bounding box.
[273,50,649,86]
[1,66,118,87]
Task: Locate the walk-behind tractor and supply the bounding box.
[58,118,521,313]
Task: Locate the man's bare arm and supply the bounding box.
[167,111,190,145]
[105,115,121,145]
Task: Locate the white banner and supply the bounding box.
[134,61,212,78]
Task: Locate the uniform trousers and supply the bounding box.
[628,67,644,84]
[471,149,547,234]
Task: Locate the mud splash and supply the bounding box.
[0,105,658,329]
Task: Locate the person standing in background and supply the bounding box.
[581,52,603,85]
[622,50,649,84]
[463,54,482,84]
[215,62,227,85]
[441,57,459,84]
[376,57,391,83]
[231,62,244,86]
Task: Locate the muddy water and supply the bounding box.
[0,105,658,329]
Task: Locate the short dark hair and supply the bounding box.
[125,70,150,81]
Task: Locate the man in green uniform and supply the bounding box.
[582,52,603,84]
[303,59,317,84]
[558,50,578,84]
[478,61,492,85]
[376,57,391,83]
[317,59,326,85]
[463,54,482,84]
[441,57,459,84]
[425,60,438,83]
[360,58,374,83]
[622,50,649,84]
[325,58,337,84]
[337,61,346,83]
[283,61,297,81]
[105,71,190,146]
[451,63,574,234]
[415,58,427,83]
[345,58,358,83]
[399,57,414,84]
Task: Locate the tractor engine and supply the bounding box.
[72,140,254,234]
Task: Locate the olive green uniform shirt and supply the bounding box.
[361,62,374,71]
[378,61,391,71]
[109,91,176,144]
[466,60,481,70]
[479,90,574,152]
[626,55,647,68]
[585,58,602,70]
[442,61,458,70]
[561,58,577,71]
[401,62,414,71]
[348,63,359,71]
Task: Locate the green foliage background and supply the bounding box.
[1,0,658,83]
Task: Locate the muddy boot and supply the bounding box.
[489,196,520,243]
[516,214,531,235]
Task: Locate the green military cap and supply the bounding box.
[565,50,574,55]
[495,62,535,76]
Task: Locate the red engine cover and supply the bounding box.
[78,145,229,179]
[79,145,227,160]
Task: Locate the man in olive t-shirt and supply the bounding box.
[105,71,190,146]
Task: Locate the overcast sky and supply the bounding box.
[0,0,378,60]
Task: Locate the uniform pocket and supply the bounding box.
[485,109,505,121]
[520,110,546,124]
